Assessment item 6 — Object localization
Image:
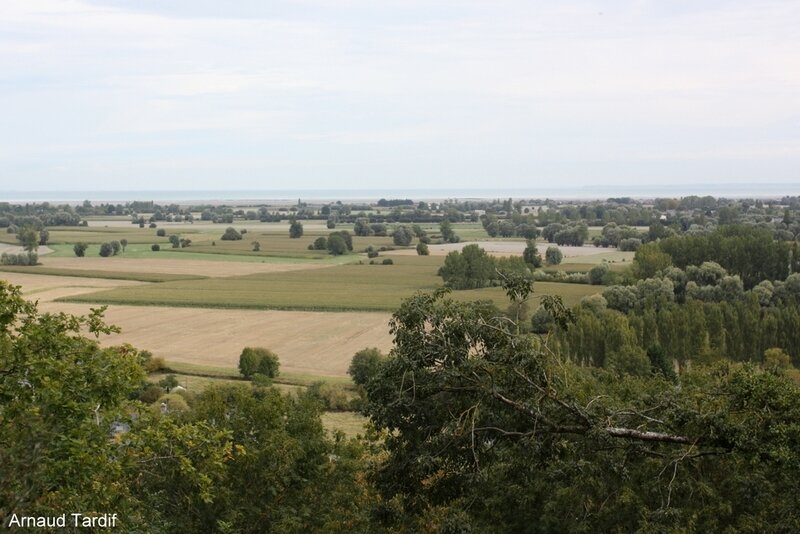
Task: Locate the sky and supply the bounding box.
[1,0,799,192]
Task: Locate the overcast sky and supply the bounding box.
[1,0,799,192]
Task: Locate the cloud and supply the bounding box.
[0,0,799,190]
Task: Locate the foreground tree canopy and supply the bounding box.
[0,282,371,532]
[363,288,800,532]
[3,277,800,532]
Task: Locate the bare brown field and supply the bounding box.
[36,301,394,377]
[38,256,328,277]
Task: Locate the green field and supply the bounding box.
[59,254,599,311]
[165,361,355,387]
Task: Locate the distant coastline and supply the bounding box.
[1,183,799,203]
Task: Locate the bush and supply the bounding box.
[0,252,38,266]
[348,348,386,386]
[367,250,379,258]
[252,241,261,252]
[523,240,542,268]
[382,258,394,265]
[99,242,113,257]
[327,234,347,255]
[588,263,610,285]
[156,228,166,237]
[329,230,353,251]
[149,222,157,229]
[158,374,179,392]
[313,237,328,250]
[221,227,242,240]
[239,347,280,379]
[618,238,642,252]
[306,382,352,411]
[545,246,563,265]
[155,393,189,414]
[110,240,122,255]
[169,235,180,248]
[73,243,88,257]
[139,385,164,404]
[289,220,304,238]
[251,373,273,387]
[392,225,414,246]
[416,242,429,256]
[151,244,161,252]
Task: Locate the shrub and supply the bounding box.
[523,240,542,268]
[110,240,122,255]
[306,382,351,411]
[99,242,113,257]
[588,263,610,285]
[618,238,642,252]
[392,225,414,246]
[239,347,280,379]
[156,228,166,237]
[289,220,303,238]
[313,237,328,250]
[416,242,429,256]
[0,252,37,266]
[169,235,180,248]
[139,385,164,404]
[149,222,157,228]
[251,373,273,387]
[348,348,385,387]
[221,227,242,240]
[545,246,562,265]
[327,234,347,255]
[151,244,160,251]
[155,393,189,413]
[73,243,88,257]
[158,374,179,392]
[252,241,261,252]
[382,258,394,265]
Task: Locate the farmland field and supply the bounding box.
[2,218,603,385]
[59,254,600,311]
[38,301,395,376]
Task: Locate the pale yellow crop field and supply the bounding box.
[37,301,393,377]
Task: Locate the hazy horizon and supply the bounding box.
[2,182,800,203]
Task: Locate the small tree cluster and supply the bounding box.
[73,242,88,257]
[238,347,280,379]
[221,227,242,240]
